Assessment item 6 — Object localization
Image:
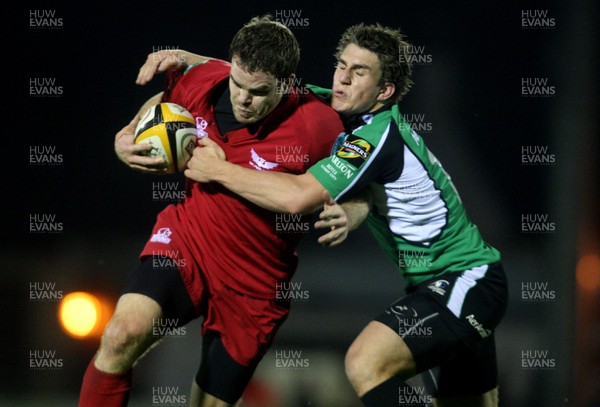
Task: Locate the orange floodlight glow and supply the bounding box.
[59,292,110,339]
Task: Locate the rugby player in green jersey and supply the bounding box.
[141,23,508,407]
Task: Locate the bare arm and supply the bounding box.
[114,92,169,172]
[184,137,327,214]
[115,49,216,172]
[136,50,218,85]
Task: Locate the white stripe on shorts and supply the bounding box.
[446,264,489,318]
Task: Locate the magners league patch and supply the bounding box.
[336,134,373,168]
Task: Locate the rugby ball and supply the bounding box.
[135,102,197,173]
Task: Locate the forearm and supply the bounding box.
[211,160,323,214]
[176,51,213,69]
[340,187,373,231]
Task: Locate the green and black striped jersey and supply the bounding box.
[307,85,500,288]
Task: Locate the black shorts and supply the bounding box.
[374,262,508,397]
[121,256,260,403]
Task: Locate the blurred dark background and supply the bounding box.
[7,0,598,405]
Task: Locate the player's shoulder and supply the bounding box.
[351,107,396,143]
[182,59,230,80]
[298,89,339,118]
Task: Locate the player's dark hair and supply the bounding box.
[229,15,300,80]
[335,23,414,102]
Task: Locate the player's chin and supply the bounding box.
[331,100,352,116]
[233,110,260,124]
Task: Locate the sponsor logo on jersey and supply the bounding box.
[336,134,373,166]
[250,148,279,171]
[427,279,450,296]
[150,227,173,244]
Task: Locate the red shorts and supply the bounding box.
[137,213,290,367]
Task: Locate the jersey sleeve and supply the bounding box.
[163,59,230,106]
[308,117,403,201]
[306,84,332,100]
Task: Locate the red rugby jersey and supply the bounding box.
[141,60,343,299]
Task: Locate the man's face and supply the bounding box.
[331,43,385,117]
[229,59,283,124]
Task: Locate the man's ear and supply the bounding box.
[377,82,396,103]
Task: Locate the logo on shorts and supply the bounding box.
[387,304,418,318]
[150,227,173,244]
[465,314,492,339]
[427,280,450,296]
[387,305,432,338]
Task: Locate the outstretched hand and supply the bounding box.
[314,190,350,248]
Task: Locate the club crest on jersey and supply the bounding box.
[195,116,208,139]
[150,227,173,244]
[249,148,279,171]
[427,280,450,296]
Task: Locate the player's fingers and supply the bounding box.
[129,115,141,127]
[128,154,165,167]
[129,161,168,173]
[199,137,217,147]
[136,58,161,85]
[317,230,341,247]
[127,142,152,154]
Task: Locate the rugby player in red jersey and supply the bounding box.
[79,16,343,407]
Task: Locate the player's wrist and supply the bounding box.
[211,159,236,183]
